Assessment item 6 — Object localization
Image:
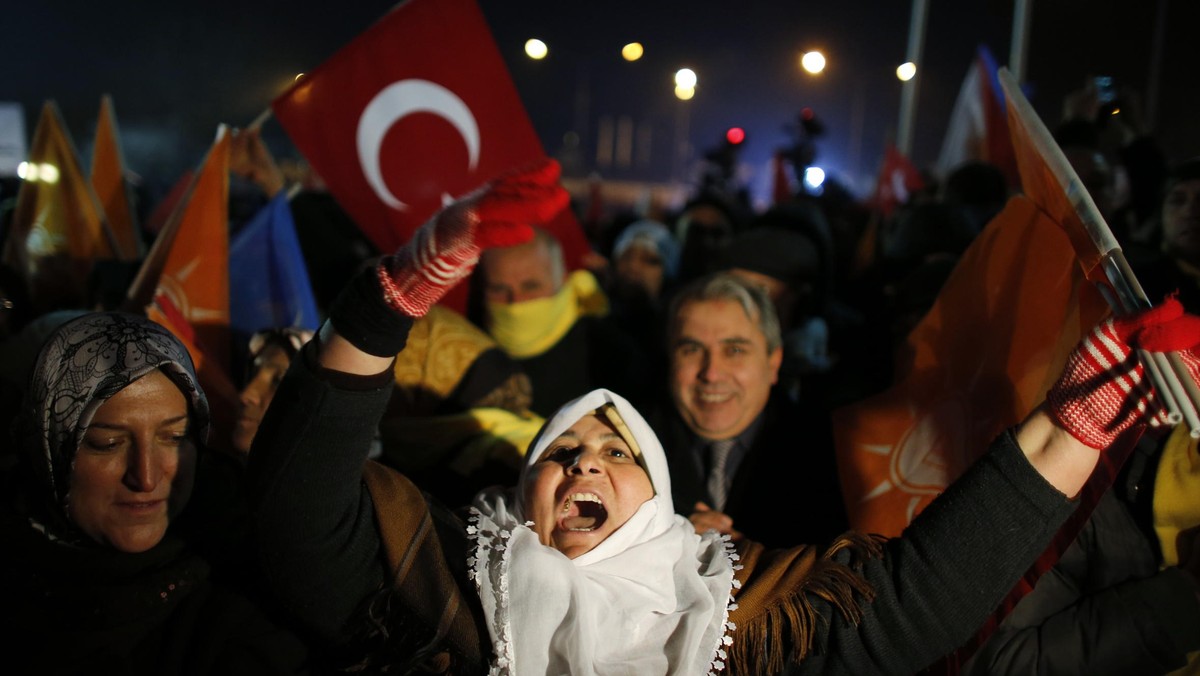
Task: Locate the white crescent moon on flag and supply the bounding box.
[357,79,481,210]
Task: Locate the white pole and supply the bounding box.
[1009,0,1033,83]
[896,0,930,157]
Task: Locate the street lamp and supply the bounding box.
[621,42,644,62]
[800,50,826,75]
[672,68,697,182]
[524,38,548,60]
[896,62,916,81]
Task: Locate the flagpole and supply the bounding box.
[998,68,1200,437]
[1008,0,1033,83]
[248,107,274,131]
[896,0,930,157]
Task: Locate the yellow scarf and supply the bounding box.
[1153,424,1200,567]
[1154,425,1200,676]
[486,269,609,359]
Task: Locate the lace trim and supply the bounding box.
[709,534,742,675]
[467,508,529,675]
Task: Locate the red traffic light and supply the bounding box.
[725,127,746,145]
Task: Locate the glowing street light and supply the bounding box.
[524,38,548,60]
[17,161,59,183]
[804,166,825,190]
[621,42,644,62]
[896,62,917,81]
[674,85,695,101]
[674,68,697,89]
[800,51,826,74]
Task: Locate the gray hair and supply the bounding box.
[667,272,782,352]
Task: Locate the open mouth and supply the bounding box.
[559,492,608,532]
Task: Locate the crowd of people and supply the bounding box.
[0,73,1198,675]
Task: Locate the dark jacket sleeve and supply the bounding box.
[245,340,394,645]
[783,429,1079,675]
[962,490,1200,675]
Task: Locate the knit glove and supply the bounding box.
[378,157,568,318]
[1047,297,1200,449]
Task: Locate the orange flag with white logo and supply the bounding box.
[2,100,119,311]
[833,194,1109,536]
[129,126,232,374]
[90,95,141,261]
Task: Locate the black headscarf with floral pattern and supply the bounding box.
[19,312,209,536]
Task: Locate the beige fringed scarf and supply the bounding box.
[728,532,885,673]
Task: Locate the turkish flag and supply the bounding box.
[870,143,923,219]
[272,0,588,310]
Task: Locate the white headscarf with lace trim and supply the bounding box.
[468,388,737,675]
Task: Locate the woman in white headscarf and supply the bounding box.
[247,159,1200,674]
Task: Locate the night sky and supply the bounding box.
[6,0,1198,205]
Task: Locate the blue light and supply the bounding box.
[803,166,825,190]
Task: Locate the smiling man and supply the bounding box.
[653,272,848,548]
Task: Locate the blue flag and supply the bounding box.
[229,192,320,340]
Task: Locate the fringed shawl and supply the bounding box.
[728,532,885,673]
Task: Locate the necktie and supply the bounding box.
[706,439,736,512]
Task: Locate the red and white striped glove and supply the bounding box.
[378,158,568,318]
[1047,297,1200,449]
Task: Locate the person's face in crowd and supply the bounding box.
[68,370,196,553]
[523,413,654,559]
[480,239,560,306]
[1163,178,1200,264]
[232,343,293,454]
[615,244,666,298]
[681,205,734,244]
[670,298,782,440]
[1064,147,1115,220]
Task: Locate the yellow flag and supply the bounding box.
[2,101,118,311]
[90,95,141,261]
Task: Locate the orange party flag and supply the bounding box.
[128,126,232,374]
[2,101,119,312]
[90,95,141,261]
[833,195,1109,536]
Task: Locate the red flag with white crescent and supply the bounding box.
[870,143,924,219]
[271,0,588,310]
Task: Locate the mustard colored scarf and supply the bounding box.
[1153,424,1200,567]
[486,270,609,359]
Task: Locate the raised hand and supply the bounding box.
[379,158,568,318]
[1046,297,1200,449]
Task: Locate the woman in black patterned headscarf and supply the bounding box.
[0,312,307,674]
